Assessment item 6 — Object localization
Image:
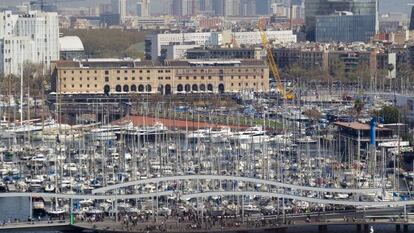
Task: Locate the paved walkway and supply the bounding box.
[74,214,414,233]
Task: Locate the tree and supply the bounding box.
[303,108,321,123]
[373,106,399,124]
[353,99,364,118]
[329,58,346,82]
[397,63,414,93]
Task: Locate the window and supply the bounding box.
[185,84,191,92]
[95,84,97,88]
[138,85,144,92]
[178,76,182,80]
[147,70,150,73]
[87,84,90,88]
[117,70,120,74]
[116,85,122,92]
[147,77,150,80]
[87,77,89,81]
[105,71,109,75]
[80,77,82,81]
[87,71,90,74]
[208,76,212,80]
[139,77,143,80]
[94,77,97,80]
[105,77,109,82]
[124,77,128,81]
[80,84,82,88]
[177,84,183,92]
[117,77,120,80]
[124,70,128,74]
[132,70,135,73]
[193,76,197,80]
[132,77,135,80]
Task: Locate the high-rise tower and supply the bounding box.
[305,0,377,41]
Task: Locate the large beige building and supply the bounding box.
[51,59,269,95]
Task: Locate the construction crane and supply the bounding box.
[29,0,85,12]
[258,18,294,100]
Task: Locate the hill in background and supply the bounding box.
[61,29,146,59]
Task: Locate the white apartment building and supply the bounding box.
[145,30,297,61]
[0,10,59,76]
[160,43,201,60]
[145,32,222,60]
[233,30,297,45]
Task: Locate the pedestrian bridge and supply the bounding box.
[0,175,408,208]
[92,175,382,195]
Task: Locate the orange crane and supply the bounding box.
[258,19,294,100]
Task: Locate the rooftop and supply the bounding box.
[54,59,266,69]
[59,36,84,52]
[334,122,391,131]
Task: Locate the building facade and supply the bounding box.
[186,47,263,59]
[315,14,376,42]
[52,59,269,95]
[111,0,127,19]
[145,30,296,61]
[0,10,59,76]
[305,0,377,41]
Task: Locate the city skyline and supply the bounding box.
[0,0,413,14]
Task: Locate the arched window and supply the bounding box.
[165,84,172,95]
[104,85,110,95]
[131,85,137,92]
[138,85,144,92]
[116,85,122,92]
[158,84,164,94]
[218,84,225,93]
[199,84,206,92]
[146,84,152,92]
[177,84,183,92]
[123,85,129,92]
[185,84,191,92]
[192,84,198,92]
[207,84,213,92]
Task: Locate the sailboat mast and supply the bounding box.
[20,57,23,126]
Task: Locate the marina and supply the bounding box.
[0,88,413,233]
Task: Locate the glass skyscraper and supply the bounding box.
[305,0,377,41]
[315,14,376,42]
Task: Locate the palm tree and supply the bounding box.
[387,63,395,92]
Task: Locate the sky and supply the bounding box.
[1,0,414,14]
